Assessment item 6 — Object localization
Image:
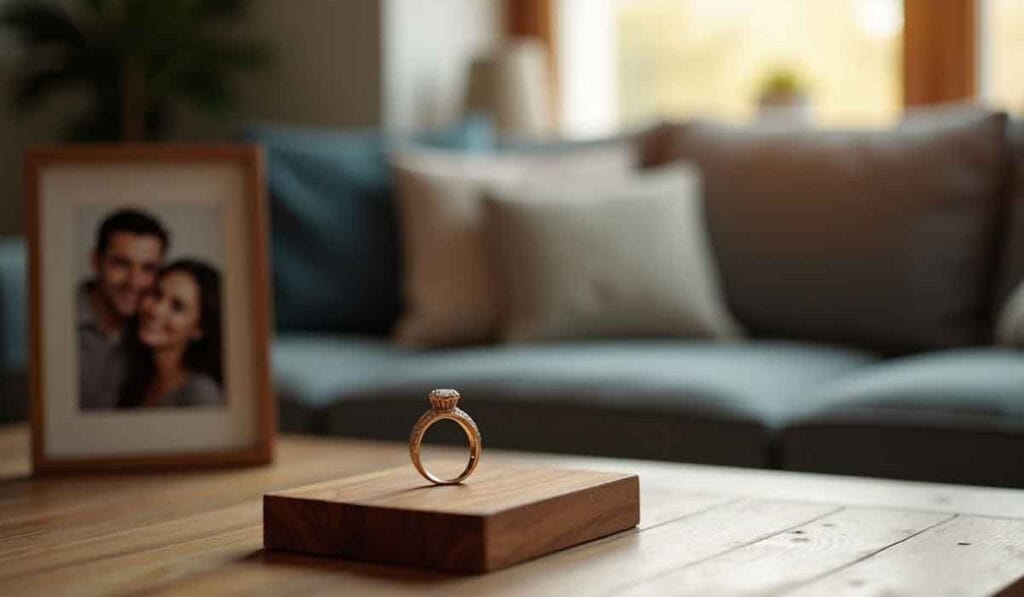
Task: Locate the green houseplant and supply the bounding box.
[1,0,268,141]
[756,66,813,125]
[757,67,810,106]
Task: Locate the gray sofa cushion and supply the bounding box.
[273,335,876,466]
[641,111,1008,353]
[781,348,1024,486]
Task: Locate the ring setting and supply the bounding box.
[409,389,482,485]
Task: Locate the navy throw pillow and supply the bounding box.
[245,119,494,334]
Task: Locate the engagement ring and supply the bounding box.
[408,389,482,485]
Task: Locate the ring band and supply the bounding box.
[409,389,482,485]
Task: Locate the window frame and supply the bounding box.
[507,0,979,115]
[506,0,559,127]
[903,0,977,106]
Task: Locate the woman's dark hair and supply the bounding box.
[119,259,222,408]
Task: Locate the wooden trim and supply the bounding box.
[903,0,978,106]
[246,147,277,466]
[25,144,275,474]
[505,0,558,129]
[510,1,983,115]
[26,152,43,473]
[506,0,554,41]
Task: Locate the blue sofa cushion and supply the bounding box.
[273,335,876,466]
[0,238,27,373]
[245,119,494,334]
[0,239,28,424]
[781,348,1024,486]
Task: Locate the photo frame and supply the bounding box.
[26,145,274,472]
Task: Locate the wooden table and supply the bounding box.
[1,425,1023,596]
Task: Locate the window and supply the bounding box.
[558,0,903,136]
[511,0,1019,135]
[981,0,1024,115]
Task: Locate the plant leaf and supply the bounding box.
[12,66,78,110]
[194,0,248,20]
[177,69,233,113]
[81,0,109,17]
[0,1,85,47]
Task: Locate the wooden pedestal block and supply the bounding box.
[264,463,639,572]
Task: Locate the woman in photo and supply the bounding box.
[120,259,224,408]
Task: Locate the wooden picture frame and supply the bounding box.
[26,145,275,473]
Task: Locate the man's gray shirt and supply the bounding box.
[78,283,129,410]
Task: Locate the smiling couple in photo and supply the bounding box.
[78,208,224,411]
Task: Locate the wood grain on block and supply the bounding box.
[263,463,640,572]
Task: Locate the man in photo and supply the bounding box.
[78,209,169,410]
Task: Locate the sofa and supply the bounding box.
[2,109,1022,488]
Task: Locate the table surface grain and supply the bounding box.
[1,424,1023,596]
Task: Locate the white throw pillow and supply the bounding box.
[391,144,636,347]
[483,164,743,342]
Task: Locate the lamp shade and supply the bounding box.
[463,40,551,137]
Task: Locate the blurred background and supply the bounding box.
[1,0,1021,235]
[2,0,1024,488]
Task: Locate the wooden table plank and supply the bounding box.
[4,425,1024,521]
[0,522,264,596]
[786,515,1024,596]
[0,436,408,560]
[0,485,727,595]
[1,425,1023,596]
[637,485,733,530]
[147,550,456,597]
[412,500,839,596]
[553,459,1024,520]
[0,502,259,581]
[616,507,951,596]
[0,450,726,594]
[146,492,740,596]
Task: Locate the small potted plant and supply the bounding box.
[1,0,269,141]
[756,67,813,125]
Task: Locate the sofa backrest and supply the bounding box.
[993,118,1024,320]
[641,110,1009,353]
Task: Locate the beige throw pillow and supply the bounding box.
[391,144,636,347]
[484,165,743,342]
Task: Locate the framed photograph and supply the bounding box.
[26,145,274,472]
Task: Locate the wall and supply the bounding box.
[178,0,384,138]
[0,0,500,237]
[0,0,385,237]
[0,43,81,236]
[382,0,502,131]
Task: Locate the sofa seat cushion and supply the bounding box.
[273,335,876,466]
[0,238,27,373]
[781,349,1024,486]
